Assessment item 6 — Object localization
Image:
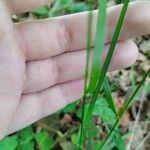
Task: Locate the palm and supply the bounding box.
[0,1,25,138]
[0,0,150,139]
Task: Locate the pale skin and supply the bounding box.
[0,0,150,139]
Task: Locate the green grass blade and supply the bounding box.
[80,0,129,148]
[78,0,107,148]
[103,78,117,115]
[87,0,107,93]
[100,68,150,149]
[103,78,126,150]
[113,129,126,150]
[84,0,129,135]
[79,11,93,148]
[119,68,150,117]
[97,0,129,84]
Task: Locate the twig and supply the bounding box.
[38,122,64,137]
[127,79,150,150]
[137,132,150,150]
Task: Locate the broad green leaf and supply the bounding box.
[17,142,34,150]
[69,3,89,13]
[93,98,116,123]
[18,126,33,145]
[62,102,76,113]
[0,136,18,150]
[92,141,102,150]
[48,0,73,17]
[32,7,49,16]
[71,133,78,145]
[17,127,34,150]
[34,132,54,150]
[58,0,73,6]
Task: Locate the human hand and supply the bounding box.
[0,0,150,139]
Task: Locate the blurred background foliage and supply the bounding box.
[0,0,150,150]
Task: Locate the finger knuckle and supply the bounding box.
[52,57,62,84]
[56,19,71,51]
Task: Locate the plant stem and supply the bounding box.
[88,0,107,92]
[78,0,130,148]
[79,11,93,148]
[103,78,117,116]
[78,0,107,148]
[82,0,129,145]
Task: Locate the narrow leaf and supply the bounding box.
[87,0,107,92]
[100,68,150,149]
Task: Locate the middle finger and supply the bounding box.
[23,40,138,94]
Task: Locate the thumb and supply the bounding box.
[0,0,25,139]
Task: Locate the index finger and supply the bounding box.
[16,1,150,60]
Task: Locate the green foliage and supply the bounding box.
[18,127,33,145]
[87,0,107,92]
[103,78,117,115]
[77,0,149,149]
[100,68,150,149]
[93,98,116,124]
[68,2,89,12]
[88,122,99,138]
[62,102,76,113]
[32,7,49,16]
[71,133,79,145]
[78,1,107,148]
[32,0,90,18]
[50,0,89,15]
[0,127,34,150]
[34,132,54,150]
[0,136,18,150]
[92,141,102,150]
[17,127,34,150]
[103,78,126,150]
[1,1,149,150]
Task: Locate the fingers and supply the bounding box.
[15,1,150,61]
[107,1,150,41]
[6,0,50,14]
[7,78,83,135]
[0,1,25,139]
[23,40,138,94]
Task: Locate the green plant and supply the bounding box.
[77,0,150,149]
[0,1,149,150]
